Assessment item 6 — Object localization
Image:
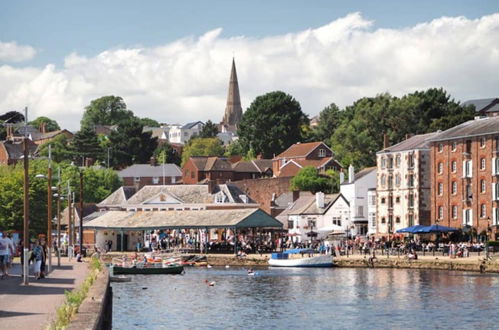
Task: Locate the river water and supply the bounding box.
[111,267,499,329]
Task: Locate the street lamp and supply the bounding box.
[22,106,29,286]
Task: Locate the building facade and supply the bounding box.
[168,121,204,144]
[119,163,182,189]
[376,133,437,235]
[430,117,499,240]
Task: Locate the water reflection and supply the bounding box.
[112,268,499,329]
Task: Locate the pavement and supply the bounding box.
[0,257,89,330]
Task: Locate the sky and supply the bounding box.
[1,0,499,130]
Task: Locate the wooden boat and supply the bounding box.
[268,249,334,268]
[111,263,184,275]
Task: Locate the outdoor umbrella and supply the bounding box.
[414,224,459,233]
[396,225,426,233]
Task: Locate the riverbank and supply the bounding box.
[102,251,499,272]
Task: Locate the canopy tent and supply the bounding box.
[396,225,426,234]
[414,224,459,233]
[83,208,283,230]
[317,225,344,233]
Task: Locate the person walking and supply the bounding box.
[32,240,44,280]
[0,232,15,279]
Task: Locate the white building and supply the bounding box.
[319,194,350,235]
[376,133,437,235]
[340,165,377,237]
[168,121,204,144]
[367,188,377,235]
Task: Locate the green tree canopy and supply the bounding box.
[80,95,135,129]
[312,103,342,142]
[198,120,219,138]
[38,134,73,163]
[290,166,331,194]
[153,142,181,166]
[108,117,158,169]
[71,126,104,165]
[330,88,474,169]
[139,117,160,127]
[181,137,224,166]
[238,91,308,158]
[29,116,60,132]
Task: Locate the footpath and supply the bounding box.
[0,258,89,330]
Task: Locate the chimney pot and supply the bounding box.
[383,134,389,149]
[348,164,354,183]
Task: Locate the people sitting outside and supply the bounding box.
[407,250,418,260]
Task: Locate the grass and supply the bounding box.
[48,257,103,330]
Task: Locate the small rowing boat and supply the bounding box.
[111,263,184,275]
[268,249,333,267]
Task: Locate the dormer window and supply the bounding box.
[215,191,227,204]
[318,149,326,157]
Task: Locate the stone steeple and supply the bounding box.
[221,58,243,131]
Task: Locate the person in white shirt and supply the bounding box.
[0,232,15,279]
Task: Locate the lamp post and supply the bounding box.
[67,182,73,260]
[79,170,84,256]
[486,217,491,259]
[22,106,29,286]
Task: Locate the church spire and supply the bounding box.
[221,58,243,131]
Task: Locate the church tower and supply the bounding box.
[221,58,243,132]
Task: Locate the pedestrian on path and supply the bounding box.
[0,231,15,279]
[32,240,44,280]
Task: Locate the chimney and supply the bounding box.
[257,153,263,160]
[348,164,354,183]
[271,193,276,206]
[339,169,345,184]
[405,133,411,140]
[292,190,300,202]
[40,122,46,134]
[207,180,216,194]
[150,156,157,166]
[383,133,389,149]
[315,192,325,208]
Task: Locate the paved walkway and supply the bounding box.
[0,258,89,330]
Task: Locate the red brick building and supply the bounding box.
[430,116,499,240]
[272,142,342,177]
[0,139,38,165]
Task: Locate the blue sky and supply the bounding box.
[1,1,499,129]
[2,0,499,67]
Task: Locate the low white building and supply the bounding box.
[168,121,204,144]
[367,188,377,235]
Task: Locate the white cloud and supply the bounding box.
[1,12,499,130]
[0,41,37,62]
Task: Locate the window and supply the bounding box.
[396,217,400,223]
[381,197,386,204]
[357,206,364,217]
[463,160,472,178]
[494,158,499,175]
[318,149,326,157]
[466,184,472,200]
[152,177,159,184]
[332,217,342,227]
[408,154,414,168]
[395,174,401,187]
[134,176,140,183]
[381,175,386,187]
[480,137,486,148]
[408,174,414,188]
[438,162,443,174]
[452,205,458,219]
[463,209,472,225]
[387,157,393,169]
[480,158,486,170]
[451,181,457,195]
[438,206,443,219]
[396,196,400,203]
[408,214,414,227]
[438,143,443,152]
[438,183,443,195]
[215,192,227,203]
[496,136,499,152]
[481,179,486,193]
[480,204,486,218]
[451,161,457,173]
[288,221,294,229]
[381,157,386,169]
[369,195,376,206]
[451,142,457,151]
[408,193,414,208]
[395,155,401,167]
[388,175,393,189]
[465,140,472,154]
[494,183,499,200]
[381,217,386,224]
[388,197,393,208]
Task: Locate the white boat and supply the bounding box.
[268,249,334,267]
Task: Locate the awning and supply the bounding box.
[83,208,283,230]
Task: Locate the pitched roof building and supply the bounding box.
[118,163,182,189]
[0,139,38,165]
[272,142,342,177]
[463,98,499,117]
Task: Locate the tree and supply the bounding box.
[108,117,158,168]
[312,103,342,142]
[80,167,122,203]
[71,126,104,165]
[238,91,308,158]
[181,138,224,166]
[153,142,181,166]
[38,134,73,163]
[80,96,135,129]
[139,117,160,127]
[198,120,219,138]
[224,140,246,157]
[290,166,330,193]
[29,116,60,132]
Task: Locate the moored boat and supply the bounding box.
[268,248,333,267]
[112,263,184,275]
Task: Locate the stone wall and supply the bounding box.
[232,177,292,213]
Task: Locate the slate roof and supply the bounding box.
[463,98,499,112]
[37,129,73,141]
[143,127,169,139]
[341,167,376,185]
[98,186,136,207]
[429,116,499,142]
[275,142,327,159]
[83,208,282,230]
[378,132,440,153]
[190,157,233,171]
[273,191,313,209]
[182,121,203,129]
[1,140,38,160]
[118,164,182,178]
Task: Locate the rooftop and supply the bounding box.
[378,132,440,153]
[275,142,328,159]
[429,116,499,142]
[463,98,499,113]
[118,163,182,178]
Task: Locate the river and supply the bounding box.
[111,267,499,329]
